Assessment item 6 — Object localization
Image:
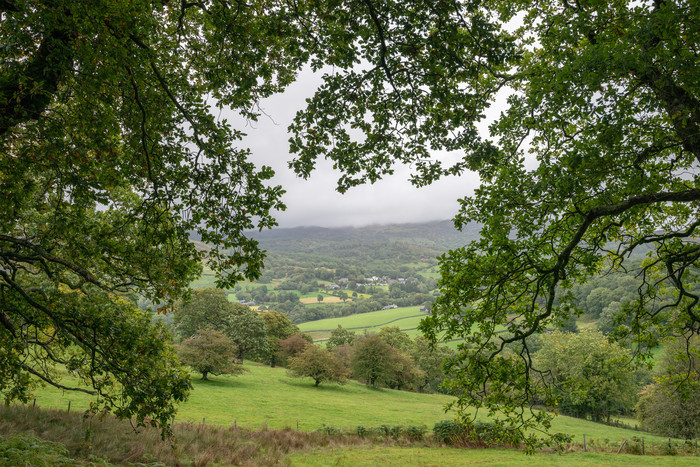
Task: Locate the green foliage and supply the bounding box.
[351,335,398,388]
[534,330,638,422]
[261,310,299,367]
[174,289,268,362]
[2,0,318,436]
[378,326,413,352]
[288,344,348,386]
[637,336,700,439]
[0,434,114,467]
[326,325,356,350]
[432,420,466,445]
[224,308,268,363]
[174,288,235,340]
[314,425,342,436]
[409,336,453,393]
[176,328,243,381]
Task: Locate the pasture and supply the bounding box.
[298,306,427,341]
[25,362,681,448]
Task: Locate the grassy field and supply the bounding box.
[296,306,504,349]
[27,362,682,448]
[299,306,425,332]
[288,446,700,466]
[298,306,426,341]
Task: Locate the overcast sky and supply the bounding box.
[228,69,490,229]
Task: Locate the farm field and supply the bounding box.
[26,362,680,448]
[300,295,349,304]
[298,306,427,341]
[296,306,505,349]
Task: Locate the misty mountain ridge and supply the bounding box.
[247,220,482,254]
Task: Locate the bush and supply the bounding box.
[404,425,427,442]
[433,420,467,445]
[315,425,342,436]
[432,420,521,447]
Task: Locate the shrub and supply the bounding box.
[315,425,342,436]
[404,425,427,442]
[433,420,467,445]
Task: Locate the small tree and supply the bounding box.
[326,325,355,350]
[317,294,324,303]
[410,336,453,393]
[378,326,413,352]
[261,310,299,367]
[223,308,268,363]
[288,345,348,386]
[637,336,700,439]
[278,333,312,365]
[534,330,637,422]
[352,334,397,387]
[177,329,243,381]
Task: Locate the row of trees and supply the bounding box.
[285,326,453,393]
[501,329,700,440]
[173,289,300,373]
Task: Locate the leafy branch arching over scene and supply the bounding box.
[288,0,700,447]
[1,0,698,448]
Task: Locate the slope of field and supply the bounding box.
[296,306,506,349]
[298,306,427,341]
[27,363,679,448]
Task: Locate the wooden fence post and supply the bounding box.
[67,401,71,413]
[617,439,627,454]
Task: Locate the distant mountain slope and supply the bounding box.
[248,220,481,253]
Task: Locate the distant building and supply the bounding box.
[382,304,398,310]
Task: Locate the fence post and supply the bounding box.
[67,401,71,413]
[33,399,36,408]
[617,439,627,454]
[234,419,237,430]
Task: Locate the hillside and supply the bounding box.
[27,362,684,451]
[248,220,482,252]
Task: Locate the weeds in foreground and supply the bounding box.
[0,405,378,466]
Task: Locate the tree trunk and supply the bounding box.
[202,371,208,381]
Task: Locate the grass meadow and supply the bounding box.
[287,446,700,466]
[27,362,681,447]
[9,362,699,465]
[296,306,503,349]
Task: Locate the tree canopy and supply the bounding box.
[534,330,638,422]
[284,0,699,446]
[0,0,314,436]
[176,328,243,381]
[2,0,698,445]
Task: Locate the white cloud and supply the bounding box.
[227,69,485,228]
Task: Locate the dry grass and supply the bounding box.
[0,405,373,466]
[299,296,349,304]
